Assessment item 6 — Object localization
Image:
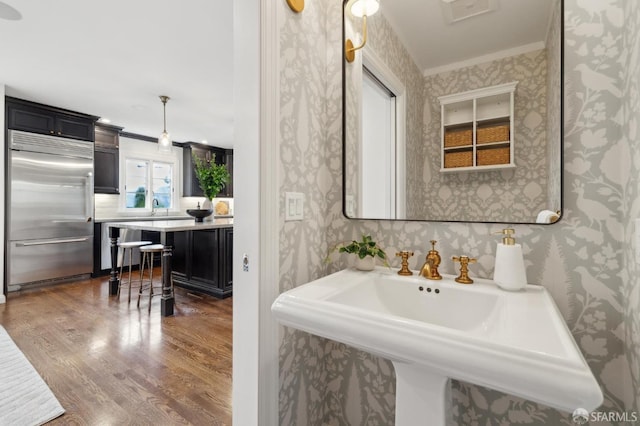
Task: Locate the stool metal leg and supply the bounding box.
[148,255,155,313]
[136,246,168,313]
[117,247,124,298]
[127,248,133,303]
[137,252,147,308]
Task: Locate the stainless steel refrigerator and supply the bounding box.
[7,130,94,291]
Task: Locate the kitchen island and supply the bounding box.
[108,218,233,316]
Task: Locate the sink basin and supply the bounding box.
[327,274,499,330]
[272,267,603,425]
[186,208,213,222]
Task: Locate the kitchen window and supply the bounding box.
[124,158,175,210]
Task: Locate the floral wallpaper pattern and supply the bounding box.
[421,50,551,223]
[278,0,637,425]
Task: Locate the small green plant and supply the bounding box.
[134,186,146,208]
[193,155,230,200]
[326,234,389,266]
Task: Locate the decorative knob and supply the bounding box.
[452,255,477,284]
[395,250,414,276]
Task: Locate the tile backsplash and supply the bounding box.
[94,194,234,219]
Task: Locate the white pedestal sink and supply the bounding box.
[271,267,603,426]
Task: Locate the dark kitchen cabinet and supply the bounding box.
[218,227,233,293]
[94,123,122,194]
[6,97,97,141]
[172,227,233,298]
[223,149,233,197]
[182,142,233,198]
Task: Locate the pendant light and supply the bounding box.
[158,95,172,152]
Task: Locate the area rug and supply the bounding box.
[0,325,65,425]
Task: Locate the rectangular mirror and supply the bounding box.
[343,0,563,224]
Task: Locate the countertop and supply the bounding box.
[95,214,233,223]
[106,218,233,232]
[95,215,190,223]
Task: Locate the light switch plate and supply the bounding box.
[285,192,304,221]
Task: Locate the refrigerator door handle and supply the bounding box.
[16,237,90,247]
[86,172,93,223]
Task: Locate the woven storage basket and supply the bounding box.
[444,128,473,147]
[444,150,473,168]
[477,147,510,166]
[477,124,509,144]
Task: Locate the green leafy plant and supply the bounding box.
[134,186,146,208]
[326,234,389,266]
[193,155,230,201]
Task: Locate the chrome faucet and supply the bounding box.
[151,198,160,216]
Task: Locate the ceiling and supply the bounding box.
[0,0,234,148]
[379,0,555,74]
[1,0,554,148]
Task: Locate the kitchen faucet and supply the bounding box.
[151,198,159,216]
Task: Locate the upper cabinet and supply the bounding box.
[439,82,517,172]
[183,142,233,198]
[94,123,123,194]
[6,97,97,142]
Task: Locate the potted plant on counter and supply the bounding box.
[326,234,389,271]
[193,155,230,217]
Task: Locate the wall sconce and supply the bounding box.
[286,0,304,13]
[158,95,172,153]
[345,0,380,63]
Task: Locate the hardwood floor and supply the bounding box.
[0,271,232,425]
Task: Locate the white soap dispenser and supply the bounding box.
[493,228,527,291]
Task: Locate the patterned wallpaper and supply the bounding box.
[279,0,636,424]
[421,51,551,223]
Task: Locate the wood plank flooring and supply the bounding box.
[0,271,232,425]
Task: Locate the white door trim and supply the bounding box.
[258,0,280,422]
[363,47,407,219]
[232,0,279,425]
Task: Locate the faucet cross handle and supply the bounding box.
[452,255,477,284]
[395,251,414,276]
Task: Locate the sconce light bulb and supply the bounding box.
[350,0,379,18]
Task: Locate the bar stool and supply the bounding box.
[138,244,173,312]
[117,240,152,302]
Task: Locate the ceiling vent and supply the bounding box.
[441,0,496,24]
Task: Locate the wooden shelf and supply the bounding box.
[444,145,473,151]
[438,82,518,172]
[440,163,516,173]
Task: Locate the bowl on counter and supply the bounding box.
[186,208,213,222]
